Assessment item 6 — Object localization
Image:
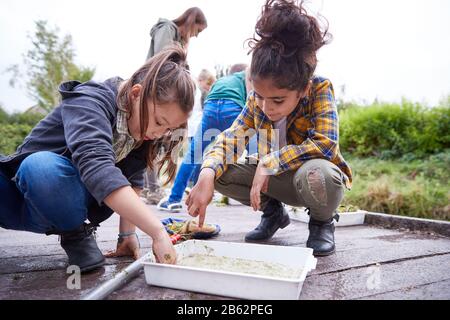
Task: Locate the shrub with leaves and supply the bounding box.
[339,99,450,159]
[0,124,34,155]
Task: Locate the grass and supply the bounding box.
[342,151,450,221]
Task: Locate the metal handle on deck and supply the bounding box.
[81,252,152,300]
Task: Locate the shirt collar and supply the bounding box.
[116,108,135,140]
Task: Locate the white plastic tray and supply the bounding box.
[288,207,367,226]
[142,240,317,300]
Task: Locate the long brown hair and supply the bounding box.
[248,0,332,91]
[173,7,207,43]
[117,45,196,184]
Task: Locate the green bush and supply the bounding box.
[339,100,450,159]
[2,112,44,126]
[0,105,43,155]
[0,124,34,155]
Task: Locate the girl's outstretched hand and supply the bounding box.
[105,234,141,260]
[152,231,177,264]
[185,168,216,227]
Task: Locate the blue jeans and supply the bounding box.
[168,99,245,203]
[0,151,93,234]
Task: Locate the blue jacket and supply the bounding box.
[0,77,148,224]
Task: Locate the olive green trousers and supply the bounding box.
[215,159,346,222]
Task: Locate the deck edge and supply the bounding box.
[364,212,450,237]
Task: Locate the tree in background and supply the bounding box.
[6,20,95,113]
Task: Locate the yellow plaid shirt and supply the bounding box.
[201,76,353,189]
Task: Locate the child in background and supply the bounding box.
[197,68,216,106]
[157,64,250,212]
[143,7,208,204]
[146,7,207,60]
[187,69,216,143]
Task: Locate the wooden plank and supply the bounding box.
[311,235,450,275]
[108,276,228,301]
[0,264,129,300]
[4,254,448,300]
[1,203,449,300]
[3,237,448,299]
[356,279,450,300]
[0,237,152,259]
[0,261,224,300]
[2,206,449,276]
[0,254,137,275]
[299,254,450,300]
[365,212,450,237]
[3,224,448,275]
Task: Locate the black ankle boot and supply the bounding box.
[245,199,290,242]
[306,212,340,256]
[59,223,105,273]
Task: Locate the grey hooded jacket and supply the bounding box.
[0,77,148,224]
[146,18,181,60]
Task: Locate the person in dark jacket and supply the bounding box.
[0,46,195,272]
[143,7,208,204]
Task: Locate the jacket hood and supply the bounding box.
[150,18,177,37]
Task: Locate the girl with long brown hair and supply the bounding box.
[146,7,207,59]
[0,45,195,271]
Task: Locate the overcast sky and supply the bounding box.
[1,0,449,113]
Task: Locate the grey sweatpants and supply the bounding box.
[215,159,346,222]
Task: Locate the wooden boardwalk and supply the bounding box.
[1,201,450,300]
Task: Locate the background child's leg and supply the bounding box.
[168,162,199,203]
[167,146,195,203]
[168,104,218,204]
[188,163,201,186]
[14,151,93,233]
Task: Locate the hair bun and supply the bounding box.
[248,0,331,91]
[254,0,329,57]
